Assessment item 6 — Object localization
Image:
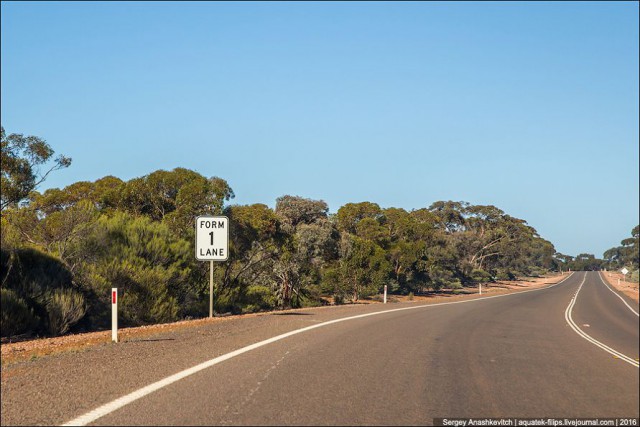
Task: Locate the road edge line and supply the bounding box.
[564,273,639,368]
[597,272,639,316]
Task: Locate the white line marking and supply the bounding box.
[62,273,574,426]
[564,273,639,368]
[597,272,639,316]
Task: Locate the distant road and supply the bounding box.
[2,272,638,425]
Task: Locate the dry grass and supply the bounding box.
[0,273,569,366]
[600,270,639,303]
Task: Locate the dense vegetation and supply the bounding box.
[0,127,585,338]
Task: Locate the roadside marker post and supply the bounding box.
[621,267,629,284]
[195,216,229,318]
[479,283,482,295]
[112,288,118,343]
[383,285,387,304]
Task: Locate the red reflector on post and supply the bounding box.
[112,291,116,304]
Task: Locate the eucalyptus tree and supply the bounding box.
[116,168,234,235]
[603,225,639,270]
[335,234,390,301]
[335,201,384,234]
[1,126,71,211]
[216,203,281,312]
[271,196,337,308]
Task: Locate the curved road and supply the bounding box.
[1,272,638,425]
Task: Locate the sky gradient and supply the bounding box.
[2,1,638,257]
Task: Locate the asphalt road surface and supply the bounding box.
[2,272,638,426]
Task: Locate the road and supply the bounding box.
[2,272,638,425]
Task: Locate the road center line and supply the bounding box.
[597,272,639,317]
[564,273,639,368]
[62,273,574,426]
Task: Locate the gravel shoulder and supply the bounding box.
[600,270,639,304]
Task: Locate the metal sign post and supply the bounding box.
[210,260,214,317]
[196,216,229,318]
[621,267,629,284]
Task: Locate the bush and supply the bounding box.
[243,285,276,313]
[46,288,86,336]
[0,288,39,337]
[495,268,516,281]
[448,279,463,290]
[470,269,491,283]
[527,267,547,277]
[407,292,414,301]
[333,294,344,305]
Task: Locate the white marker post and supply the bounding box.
[111,288,118,343]
[479,283,482,295]
[196,216,229,318]
[383,285,387,304]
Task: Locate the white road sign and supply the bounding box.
[621,267,629,275]
[196,216,229,261]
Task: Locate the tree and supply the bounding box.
[115,168,234,235]
[381,208,437,293]
[1,127,71,210]
[335,202,383,234]
[570,253,603,271]
[275,195,329,231]
[271,196,337,308]
[214,203,281,312]
[603,225,639,271]
[336,235,390,301]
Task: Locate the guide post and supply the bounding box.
[196,216,229,318]
[112,288,118,343]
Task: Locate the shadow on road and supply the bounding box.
[271,312,313,316]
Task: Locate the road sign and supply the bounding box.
[196,216,229,261]
[196,216,230,318]
[621,267,629,275]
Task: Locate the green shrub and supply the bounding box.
[470,269,491,283]
[45,288,86,336]
[448,279,462,290]
[243,285,276,313]
[333,294,344,305]
[527,267,547,277]
[407,292,414,301]
[495,268,516,281]
[0,288,39,337]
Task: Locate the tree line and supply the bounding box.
[2,127,566,338]
[556,226,639,274]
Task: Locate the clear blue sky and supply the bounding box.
[2,1,638,258]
